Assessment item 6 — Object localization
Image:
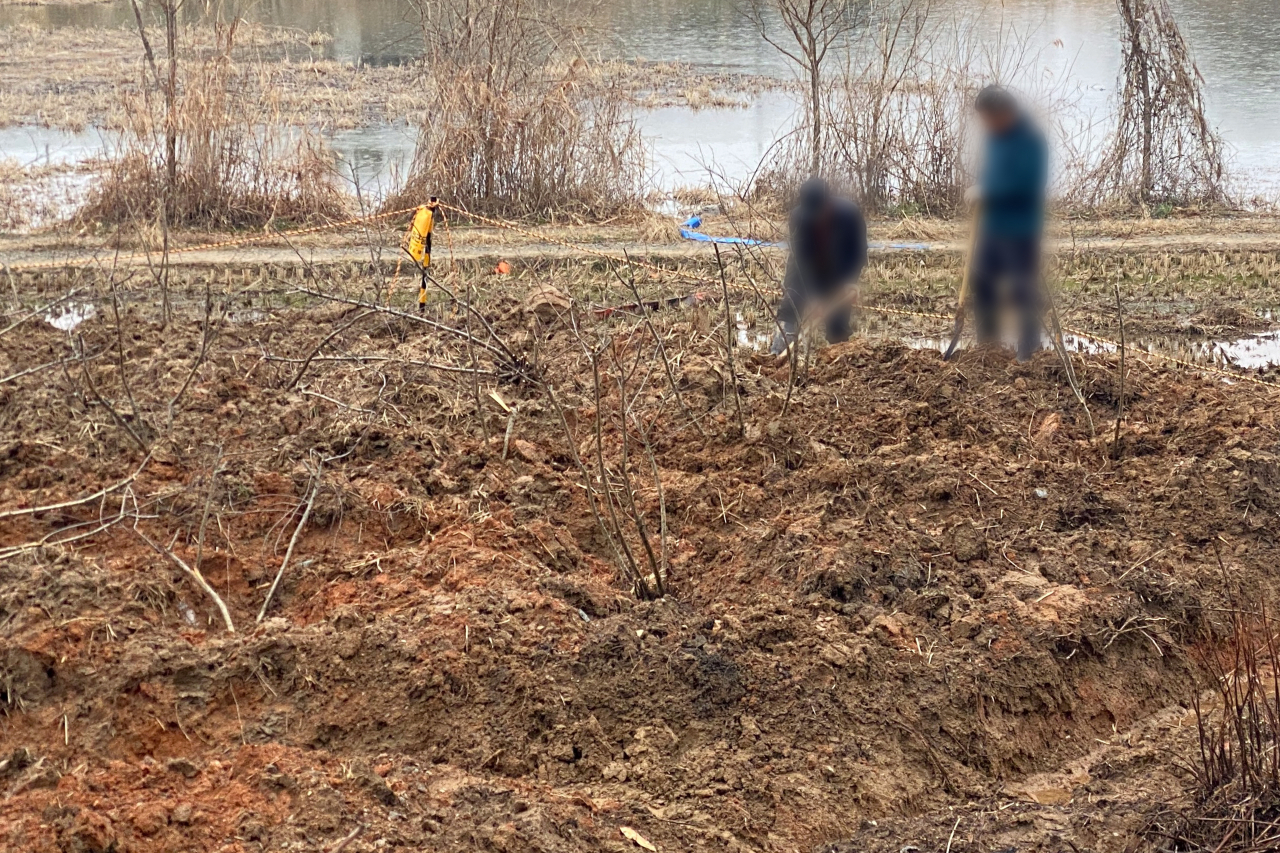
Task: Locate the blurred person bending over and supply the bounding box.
[964,86,1049,362]
[771,178,869,356]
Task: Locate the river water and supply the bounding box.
[2,0,1280,195]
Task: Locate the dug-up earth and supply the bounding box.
[1,273,1279,853]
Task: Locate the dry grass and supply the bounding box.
[1143,598,1280,852]
[0,23,406,132]
[0,24,777,135]
[73,13,348,230]
[0,159,31,231]
[389,0,648,221]
[557,59,781,111]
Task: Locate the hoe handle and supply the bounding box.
[943,206,981,361]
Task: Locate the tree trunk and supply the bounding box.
[809,57,822,176]
[164,2,178,190]
[1138,45,1154,201]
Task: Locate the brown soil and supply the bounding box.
[2,269,1279,853]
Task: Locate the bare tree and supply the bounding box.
[742,0,861,176]
[745,0,1079,216]
[828,0,941,211]
[1088,0,1227,208]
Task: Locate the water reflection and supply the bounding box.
[899,330,1280,371]
[0,125,105,166]
[44,302,96,331]
[3,0,1280,191]
[0,0,422,65]
[641,91,795,191]
[328,121,418,199]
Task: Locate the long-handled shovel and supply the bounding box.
[943,208,981,361]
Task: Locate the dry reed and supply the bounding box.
[75,5,347,231]
[389,0,648,221]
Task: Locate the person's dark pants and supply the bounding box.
[777,269,853,344]
[971,233,1042,360]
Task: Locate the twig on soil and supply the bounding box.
[257,462,322,623]
[135,528,235,633]
[892,718,957,795]
[76,333,150,453]
[0,451,153,520]
[614,255,706,439]
[0,288,81,339]
[589,353,650,598]
[264,353,499,377]
[286,310,376,390]
[328,825,365,853]
[545,381,639,595]
[106,275,143,423]
[167,278,227,428]
[501,407,517,459]
[724,244,801,414]
[299,387,376,415]
[609,349,664,597]
[1043,286,1096,439]
[0,499,137,561]
[194,448,224,574]
[632,411,671,593]
[229,682,246,745]
[1112,282,1127,458]
[0,352,103,386]
[427,271,522,366]
[292,285,531,380]
[456,274,489,444]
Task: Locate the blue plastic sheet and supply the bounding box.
[678,227,784,248]
[678,216,928,251]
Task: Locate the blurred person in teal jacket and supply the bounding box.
[964,86,1048,361]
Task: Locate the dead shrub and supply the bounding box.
[1147,601,1280,851]
[390,0,647,221]
[747,0,1089,217]
[1078,0,1229,210]
[76,4,347,231]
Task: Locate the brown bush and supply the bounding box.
[746,0,1092,217]
[388,0,648,221]
[76,5,347,231]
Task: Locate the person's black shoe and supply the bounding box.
[770,321,799,356]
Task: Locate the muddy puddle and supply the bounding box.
[731,313,1280,374]
[42,301,96,331]
[905,331,1280,370]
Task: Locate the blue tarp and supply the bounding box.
[678,227,784,248]
[678,215,929,252]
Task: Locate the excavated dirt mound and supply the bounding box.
[2,290,1279,853]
